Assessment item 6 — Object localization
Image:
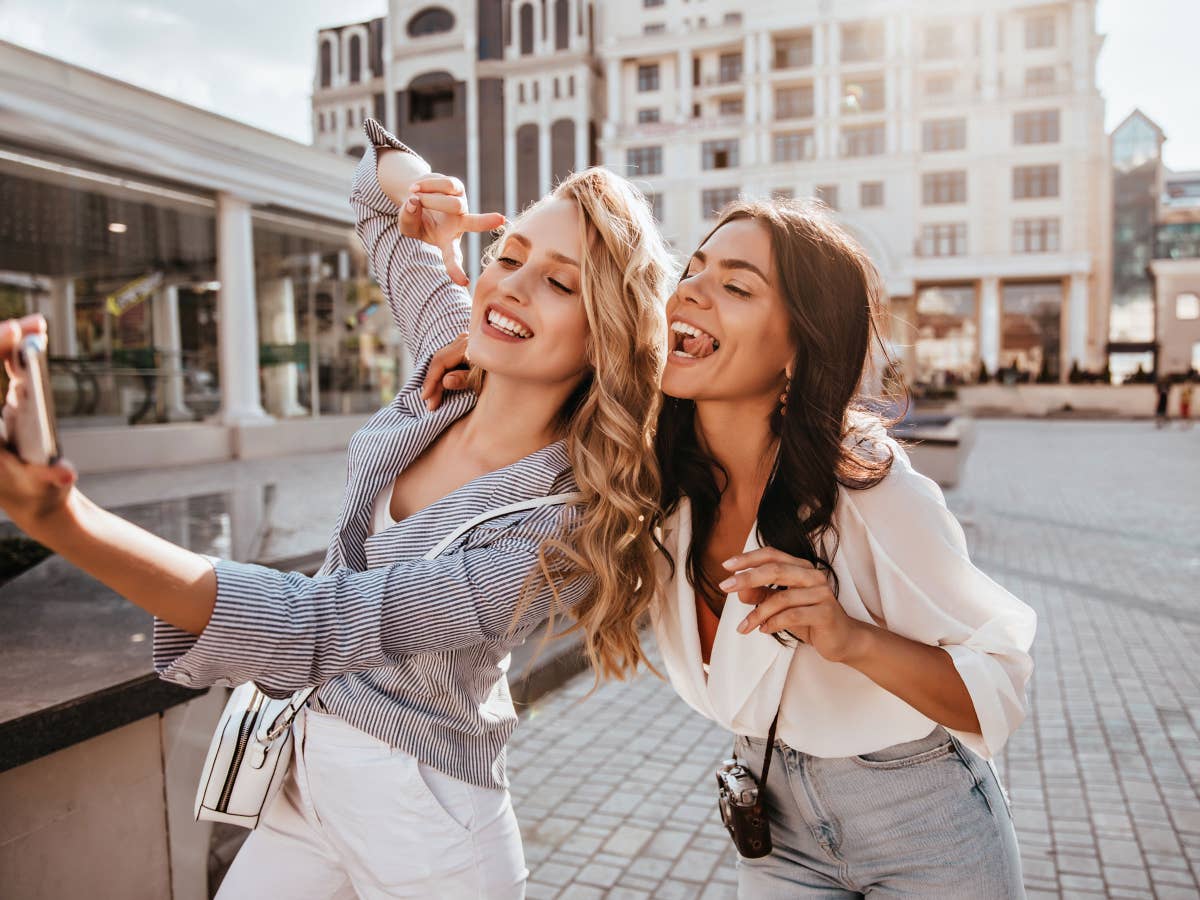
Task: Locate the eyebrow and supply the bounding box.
[691,249,770,283]
[504,232,580,269]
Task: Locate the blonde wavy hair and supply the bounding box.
[474,169,672,681]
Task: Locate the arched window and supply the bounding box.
[319,40,333,87]
[407,7,456,37]
[554,0,569,49]
[409,71,456,122]
[503,0,512,46]
[519,3,534,55]
[348,34,362,84]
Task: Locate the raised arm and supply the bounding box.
[351,119,502,366]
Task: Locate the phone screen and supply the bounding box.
[18,336,60,463]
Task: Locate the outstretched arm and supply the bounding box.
[351,119,502,366]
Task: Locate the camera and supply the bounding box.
[715,757,773,858]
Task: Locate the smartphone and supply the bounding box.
[7,334,60,465]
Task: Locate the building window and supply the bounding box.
[922,171,967,204]
[626,145,663,175]
[1025,66,1056,96]
[1178,293,1200,320]
[637,63,660,92]
[319,41,333,88]
[924,75,954,97]
[1012,218,1061,253]
[772,130,814,162]
[919,223,967,256]
[1013,164,1060,199]
[1014,109,1060,144]
[1002,282,1062,380]
[915,285,977,385]
[844,77,885,113]
[409,73,456,122]
[718,96,744,117]
[702,187,740,219]
[408,6,456,37]
[553,77,560,99]
[568,74,575,96]
[922,118,966,151]
[774,33,813,69]
[644,23,665,35]
[647,192,664,222]
[775,85,814,119]
[533,80,540,102]
[860,181,884,207]
[841,21,885,62]
[346,108,354,128]
[643,0,664,6]
[637,107,660,123]
[518,82,526,103]
[519,3,535,54]
[724,12,742,26]
[317,112,325,133]
[1025,13,1055,49]
[555,0,570,48]
[702,139,739,170]
[816,184,839,210]
[718,52,743,84]
[841,124,886,157]
[373,92,386,123]
[348,35,362,84]
[923,23,954,59]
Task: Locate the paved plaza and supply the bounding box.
[506,420,1200,899]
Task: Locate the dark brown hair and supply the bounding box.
[655,198,901,611]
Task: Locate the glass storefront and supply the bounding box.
[914,284,978,388]
[1001,281,1063,382]
[0,146,402,427]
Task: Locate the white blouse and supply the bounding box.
[650,438,1036,761]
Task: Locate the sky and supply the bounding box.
[0,0,1196,170]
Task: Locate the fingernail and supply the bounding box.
[722,558,737,569]
[718,577,735,592]
[737,619,750,634]
[425,398,434,410]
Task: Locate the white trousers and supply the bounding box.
[216,707,528,900]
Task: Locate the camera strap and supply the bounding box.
[758,711,780,787]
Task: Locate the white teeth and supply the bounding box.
[487,310,532,338]
[670,320,714,341]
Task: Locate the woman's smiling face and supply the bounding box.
[661,217,795,403]
[468,197,590,388]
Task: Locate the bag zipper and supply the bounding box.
[216,692,264,813]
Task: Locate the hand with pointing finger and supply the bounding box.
[719,546,872,665]
[398,174,506,287]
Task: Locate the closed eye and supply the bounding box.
[725,284,750,297]
[549,278,575,295]
[498,256,521,268]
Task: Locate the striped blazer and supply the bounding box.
[153,119,593,790]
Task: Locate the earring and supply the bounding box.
[779,372,791,416]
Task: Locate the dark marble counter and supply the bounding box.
[0,487,284,771]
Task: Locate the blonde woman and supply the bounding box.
[0,119,671,898]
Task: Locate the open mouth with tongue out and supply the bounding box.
[670,319,720,361]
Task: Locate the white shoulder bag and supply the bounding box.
[194,491,584,829]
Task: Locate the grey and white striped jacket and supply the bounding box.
[153,119,593,790]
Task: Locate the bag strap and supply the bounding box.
[422,491,586,560]
[275,490,586,732]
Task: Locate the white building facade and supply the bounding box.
[313,0,1113,387]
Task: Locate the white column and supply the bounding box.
[504,120,518,217]
[538,109,552,195]
[1070,0,1091,92]
[979,276,1001,375]
[151,285,193,421]
[216,193,270,424]
[677,48,693,123]
[465,72,482,278]
[1068,273,1088,371]
[47,277,78,357]
[258,278,308,418]
[605,57,622,138]
[980,10,999,101]
[575,111,589,171]
[743,32,759,165]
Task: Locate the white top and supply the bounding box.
[371,483,397,535]
[650,437,1036,760]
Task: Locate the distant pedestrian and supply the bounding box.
[1180,382,1193,426]
[1156,379,1171,428]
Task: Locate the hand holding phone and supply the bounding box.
[4,333,61,466]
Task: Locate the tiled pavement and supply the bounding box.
[507,421,1200,899]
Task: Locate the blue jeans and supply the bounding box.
[733,727,1025,899]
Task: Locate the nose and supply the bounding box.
[676,272,713,310]
[497,264,534,306]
